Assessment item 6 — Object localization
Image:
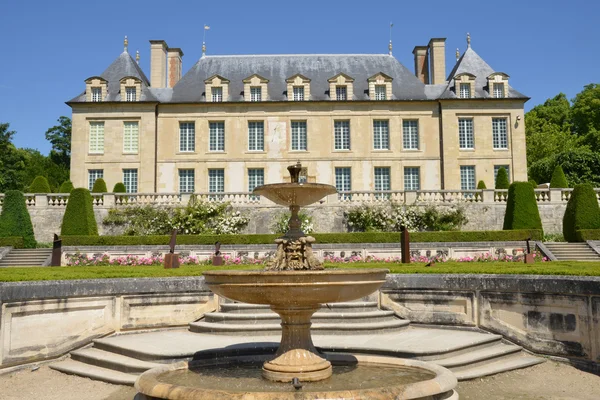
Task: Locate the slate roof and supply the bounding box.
[441,47,527,99]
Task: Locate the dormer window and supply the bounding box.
[286,74,310,101]
[243,74,269,102]
[85,76,107,102]
[487,73,509,98]
[119,76,142,102]
[126,87,136,102]
[293,86,304,101]
[336,86,347,100]
[459,83,471,99]
[328,73,354,101]
[204,75,230,102]
[454,73,476,99]
[375,85,386,100]
[92,87,102,102]
[493,83,505,98]
[368,73,393,101]
[250,86,262,102]
[212,87,223,102]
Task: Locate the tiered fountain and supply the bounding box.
[135,162,458,399]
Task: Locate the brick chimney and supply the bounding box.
[167,48,184,88]
[412,46,429,84]
[428,38,446,85]
[149,40,168,88]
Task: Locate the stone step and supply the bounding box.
[434,343,522,370]
[50,359,138,386]
[453,354,544,381]
[70,347,163,373]
[219,301,379,314]
[204,310,396,324]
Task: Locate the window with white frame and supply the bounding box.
[494,165,510,186]
[402,120,419,150]
[89,122,104,154]
[87,170,104,191]
[336,85,347,100]
[458,119,474,149]
[125,87,136,102]
[373,120,389,150]
[374,167,391,198]
[209,122,225,151]
[459,83,471,99]
[123,122,139,153]
[493,83,505,98]
[212,87,223,102]
[250,86,262,102]
[334,120,350,150]
[404,167,420,191]
[123,169,138,193]
[492,118,508,149]
[91,87,102,102]
[375,85,386,100]
[179,122,195,152]
[291,121,307,151]
[460,166,476,191]
[335,167,352,200]
[179,169,195,193]
[208,169,224,193]
[248,168,264,200]
[248,121,264,151]
[293,86,304,101]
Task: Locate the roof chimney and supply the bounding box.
[428,38,446,85]
[167,48,184,88]
[149,40,167,88]
[412,46,429,84]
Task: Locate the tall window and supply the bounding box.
[492,118,508,149]
[123,122,139,153]
[494,165,510,186]
[208,169,225,199]
[291,121,307,151]
[493,83,505,98]
[248,121,264,151]
[125,87,136,102]
[209,122,225,151]
[88,170,104,191]
[336,85,347,100]
[250,86,262,102]
[334,120,350,150]
[459,83,471,99]
[335,167,352,200]
[374,85,386,100]
[179,122,195,152]
[89,122,104,154]
[460,166,476,191]
[248,168,264,200]
[374,167,391,199]
[373,120,389,150]
[293,86,304,101]
[404,167,420,191]
[91,87,102,102]
[403,120,419,150]
[458,119,474,149]
[123,169,138,193]
[212,87,223,102]
[179,169,195,193]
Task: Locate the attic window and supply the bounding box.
[493,83,505,98]
[212,87,223,102]
[375,85,386,100]
[91,87,102,102]
[293,86,304,101]
[336,86,347,101]
[126,87,136,102]
[459,83,471,99]
[250,87,262,102]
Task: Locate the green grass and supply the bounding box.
[1,261,600,282]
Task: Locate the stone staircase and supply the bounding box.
[542,242,600,261]
[51,301,543,386]
[0,248,52,267]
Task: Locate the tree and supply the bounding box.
[571,84,600,151]
[549,165,568,188]
[0,123,26,192]
[92,178,107,193]
[29,176,51,193]
[562,183,600,242]
[45,116,72,170]
[503,182,543,233]
[0,190,37,248]
[529,149,600,187]
[495,167,510,190]
[61,188,98,236]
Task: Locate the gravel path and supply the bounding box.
[0,360,598,400]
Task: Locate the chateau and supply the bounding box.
[68,35,528,195]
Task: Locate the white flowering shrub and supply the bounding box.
[272,211,314,234]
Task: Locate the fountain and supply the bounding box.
[135,162,458,399]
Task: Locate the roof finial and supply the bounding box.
[456,48,460,61]
[124,35,128,53]
[467,32,471,48]
[136,50,140,64]
[202,24,210,57]
[388,22,394,56]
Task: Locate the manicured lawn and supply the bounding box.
[0,261,600,282]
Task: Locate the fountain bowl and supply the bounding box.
[252,183,337,207]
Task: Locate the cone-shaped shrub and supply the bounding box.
[59,180,74,193]
[477,180,487,189]
[550,165,568,188]
[0,190,37,248]
[61,188,98,236]
[29,176,51,193]
[91,178,107,193]
[562,183,600,242]
[528,179,538,188]
[503,182,543,234]
[113,182,126,193]
[495,168,510,190]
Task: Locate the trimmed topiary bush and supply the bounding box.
[503,182,543,234]
[477,180,487,190]
[562,183,600,242]
[113,182,126,193]
[91,178,108,193]
[61,188,99,236]
[550,165,568,188]
[528,179,538,188]
[495,168,509,190]
[59,180,74,193]
[28,176,51,193]
[0,190,37,248]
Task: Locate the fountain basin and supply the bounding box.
[134,353,458,400]
[253,183,337,207]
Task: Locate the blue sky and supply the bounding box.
[0,0,598,154]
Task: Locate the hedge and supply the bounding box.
[59,180,74,193]
[550,165,568,188]
[92,178,108,193]
[0,191,37,248]
[563,183,600,242]
[29,176,51,193]
[575,230,600,242]
[495,168,509,190]
[113,182,126,193]
[60,230,543,246]
[0,237,25,249]
[503,182,543,234]
[477,180,487,190]
[61,188,99,236]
